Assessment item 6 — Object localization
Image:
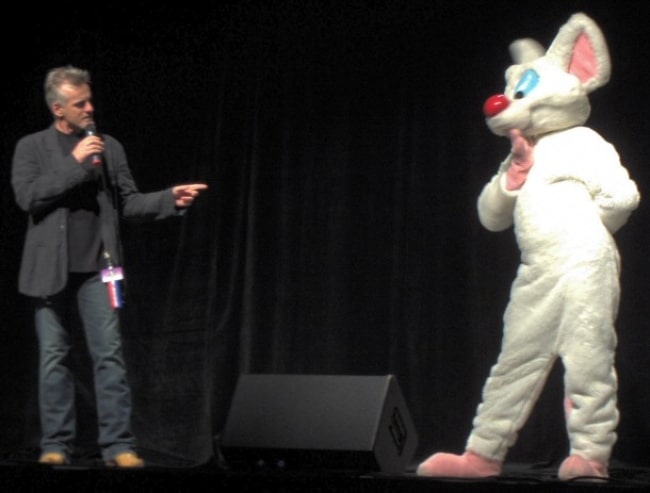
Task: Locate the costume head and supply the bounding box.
[483,13,611,138]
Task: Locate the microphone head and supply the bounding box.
[84,122,102,166]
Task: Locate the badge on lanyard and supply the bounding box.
[101,252,125,310]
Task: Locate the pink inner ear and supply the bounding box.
[568,33,598,83]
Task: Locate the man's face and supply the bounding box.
[52,82,94,134]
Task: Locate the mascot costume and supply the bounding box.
[417,13,640,481]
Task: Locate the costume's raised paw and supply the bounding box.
[558,455,608,481]
[505,129,535,191]
[416,451,502,478]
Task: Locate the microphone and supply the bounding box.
[85,123,102,166]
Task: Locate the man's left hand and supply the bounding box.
[172,183,208,208]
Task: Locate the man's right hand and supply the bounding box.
[73,134,104,164]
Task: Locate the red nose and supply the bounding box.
[483,94,510,117]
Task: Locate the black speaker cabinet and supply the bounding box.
[220,373,418,473]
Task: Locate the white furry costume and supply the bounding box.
[417,13,640,480]
[471,125,638,463]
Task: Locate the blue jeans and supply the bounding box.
[34,273,136,461]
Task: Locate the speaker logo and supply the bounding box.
[389,407,409,456]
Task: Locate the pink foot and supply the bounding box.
[558,455,608,481]
[416,451,502,478]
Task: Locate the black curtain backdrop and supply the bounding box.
[1,0,649,469]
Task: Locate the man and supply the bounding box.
[11,65,207,467]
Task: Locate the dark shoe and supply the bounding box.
[39,451,68,465]
[105,451,144,468]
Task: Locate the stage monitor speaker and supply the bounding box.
[220,373,418,473]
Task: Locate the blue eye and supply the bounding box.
[514,69,539,99]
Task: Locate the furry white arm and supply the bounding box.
[533,127,640,234]
[572,129,640,234]
[593,170,640,233]
[477,170,518,232]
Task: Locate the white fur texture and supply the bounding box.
[469,13,639,466]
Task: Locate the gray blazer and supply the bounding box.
[11,124,179,297]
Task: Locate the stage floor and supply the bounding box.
[2,456,650,492]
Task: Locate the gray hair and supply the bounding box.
[44,65,91,110]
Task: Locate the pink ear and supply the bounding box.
[568,33,599,83]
